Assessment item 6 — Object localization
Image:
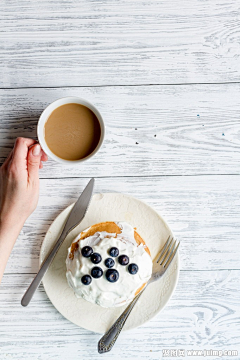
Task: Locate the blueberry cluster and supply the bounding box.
[80,246,139,286]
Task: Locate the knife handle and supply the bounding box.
[21,231,66,307]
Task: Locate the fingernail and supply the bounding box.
[32,144,41,156]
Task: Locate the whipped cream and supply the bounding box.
[66,222,152,308]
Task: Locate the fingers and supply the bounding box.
[11,138,36,168]
[27,144,41,182]
[41,150,48,162]
[39,150,47,168]
[4,138,48,175]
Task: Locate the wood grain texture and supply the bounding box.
[0,84,240,177]
[1,0,240,355]
[0,271,239,360]
[1,0,240,87]
[4,175,240,274]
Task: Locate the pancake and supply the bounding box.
[66,221,152,308]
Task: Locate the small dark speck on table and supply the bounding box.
[154,135,156,137]
[135,128,137,130]
[136,142,139,144]
[197,114,200,117]
[222,133,225,136]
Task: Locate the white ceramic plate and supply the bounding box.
[40,193,179,334]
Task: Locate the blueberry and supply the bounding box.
[109,247,119,257]
[118,255,129,266]
[105,258,115,268]
[106,269,119,283]
[91,252,102,264]
[81,246,93,258]
[81,275,92,285]
[91,266,103,278]
[128,263,139,275]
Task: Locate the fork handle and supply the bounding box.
[98,287,146,353]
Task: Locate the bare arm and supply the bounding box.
[0,138,48,283]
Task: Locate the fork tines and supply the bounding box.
[157,236,180,270]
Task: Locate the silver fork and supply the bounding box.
[98,236,180,354]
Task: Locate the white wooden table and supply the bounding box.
[0,1,240,359]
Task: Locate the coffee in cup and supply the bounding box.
[37,97,104,165]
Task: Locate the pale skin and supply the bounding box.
[0,138,48,283]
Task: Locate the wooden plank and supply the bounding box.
[4,175,240,274]
[1,0,240,87]
[0,271,239,359]
[0,84,240,177]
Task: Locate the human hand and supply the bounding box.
[0,137,48,232]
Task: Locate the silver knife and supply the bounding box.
[21,178,95,307]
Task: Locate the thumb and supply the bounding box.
[27,144,41,181]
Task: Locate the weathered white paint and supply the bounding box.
[0,0,240,87]
[0,0,240,357]
[0,85,240,177]
[0,271,239,360]
[4,175,240,274]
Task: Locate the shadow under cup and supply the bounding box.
[37,97,105,165]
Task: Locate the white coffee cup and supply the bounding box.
[37,96,105,165]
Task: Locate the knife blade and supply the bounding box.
[21,177,95,307]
